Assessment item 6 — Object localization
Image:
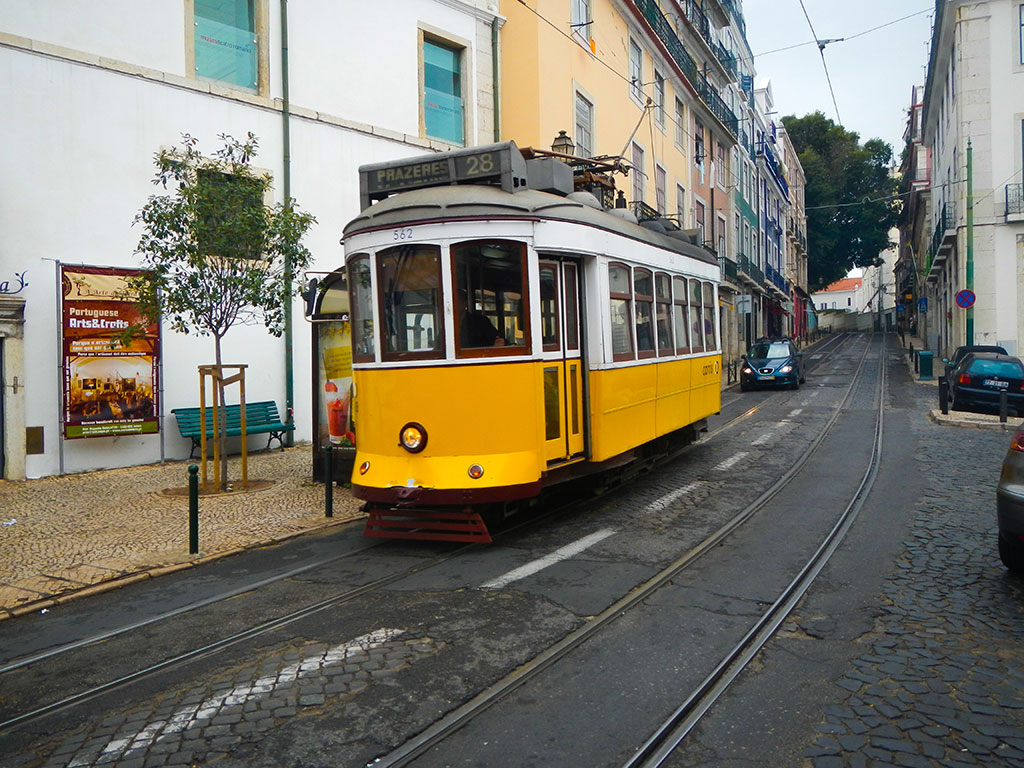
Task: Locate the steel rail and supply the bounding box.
[622,332,888,768]
[366,334,874,768]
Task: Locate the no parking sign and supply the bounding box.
[956,289,976,309]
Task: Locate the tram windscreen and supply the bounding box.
[453,241,528,351]
[377,245,444,358]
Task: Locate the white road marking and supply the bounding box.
[789,408,803,417]
[480,529,616,589]
[713,452,748,471]
[646,482,701,513]
[751,432,772,446]
[83,629,403,765]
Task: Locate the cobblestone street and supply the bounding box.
[801,384,1024,766]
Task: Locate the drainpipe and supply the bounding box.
[281,0,294,445]
[492,16,500,143]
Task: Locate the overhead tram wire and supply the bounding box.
[797,0,842,126]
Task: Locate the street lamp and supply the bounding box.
[551,130,575,161]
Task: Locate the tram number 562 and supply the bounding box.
[393,227,414,241]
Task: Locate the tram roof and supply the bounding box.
[343,185,718,267]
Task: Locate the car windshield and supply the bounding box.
[968,359,1023,378]
[748,341,790,359]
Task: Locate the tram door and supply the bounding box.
[539,259,585,464]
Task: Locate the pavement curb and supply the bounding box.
[0,513,363,624]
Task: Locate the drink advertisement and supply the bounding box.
[61,265,160,439]
[318,323,353,447]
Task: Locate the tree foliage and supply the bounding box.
[782,112,898,290]
[129,132,316,364]
[127,133,316,488]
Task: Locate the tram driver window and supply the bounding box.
[452,240,529,354]
[349,256,375,361]
[376,244,444,360]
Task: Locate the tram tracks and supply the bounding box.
[0,333,866,752]
[365,332,881,767]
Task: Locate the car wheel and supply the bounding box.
[790,379,799,390]
[999,532,1024,573]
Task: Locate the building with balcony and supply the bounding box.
[0,0,501,479]
[897,84,930,339]
[915,0,1024,357]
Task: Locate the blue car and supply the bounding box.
[740,338,804,391]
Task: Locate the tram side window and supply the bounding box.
[673,276,690,355]
[539,264,560,351]
[349,256,375,361]
[702,281,717,349]
[377,244,444,360]
[655,273,673,357]
[453,240,529,354]
[689,279,705,353]
[609,263,633,361]
[634,268,655,358]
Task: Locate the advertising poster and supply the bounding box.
[61,265,160,439]
[318,322,353,448]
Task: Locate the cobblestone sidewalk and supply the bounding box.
[0,445,363,621]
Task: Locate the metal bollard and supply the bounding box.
[1000,391,1008,423]
[939,377,948,415]
[323,444,334,518]
[188,464,199,554]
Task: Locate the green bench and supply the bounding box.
[171,401,294,457]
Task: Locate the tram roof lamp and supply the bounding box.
[551,130,575,159]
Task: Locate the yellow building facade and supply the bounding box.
[498,0,745,245]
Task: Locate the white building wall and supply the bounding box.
[0,1,500,478]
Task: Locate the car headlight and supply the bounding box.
[779,364,793,373]
[399,422,428,453]
[742,366,753,374]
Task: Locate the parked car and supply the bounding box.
[740,338,804,391]
[947,352,1024,414]
[942,344,1007,384]
[996,431,1024,573]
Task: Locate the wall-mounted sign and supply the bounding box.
[0,271,27,294]
[955,289,976,309]
[61,265,160,439]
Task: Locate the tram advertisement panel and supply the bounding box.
[61,265,160,439]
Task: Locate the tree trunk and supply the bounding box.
[214,335,229,491]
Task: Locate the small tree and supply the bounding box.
[128,132,316,488]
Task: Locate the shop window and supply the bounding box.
[377,245,444,360]
[609,263,633,361]
[452,240,529,356]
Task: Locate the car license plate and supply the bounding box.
[984,379,1009,389]
[758,375,774,380]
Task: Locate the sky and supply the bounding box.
[742,2,936,158]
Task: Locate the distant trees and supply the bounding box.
[782,112,899,290]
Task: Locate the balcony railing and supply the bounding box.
[630,0,739,138]
[718,255,738,283]
[1007,183,1024,216]
[737,251,763,286]
[928,202,957,259]
[630,199,661,222]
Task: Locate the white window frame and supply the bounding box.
[675,98,686,150]
[654,71,666,129]
[571,0,592,48]
[676,183,686,228]
[655,164,667,215]
[631,142,645,203]
[575,90,594,158]
[629,39,644,104]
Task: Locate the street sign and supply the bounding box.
[897,303,905,313]
[956,289,976,309]
[918,297,928,314]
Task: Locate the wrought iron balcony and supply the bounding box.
[1007,183,1024,216]
[737,251,764,286]
[928,202,957,259]
[718,255,738,283]
[630,0,739,138]
[630,199,661,222]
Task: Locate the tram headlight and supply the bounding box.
[359,461,371,475]
[468,464,484,479]
[399,422,428,453]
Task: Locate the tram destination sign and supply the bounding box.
[359,141,527,209]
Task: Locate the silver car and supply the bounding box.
[996,431,1024,573]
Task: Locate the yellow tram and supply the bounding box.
[342,142,721,541]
